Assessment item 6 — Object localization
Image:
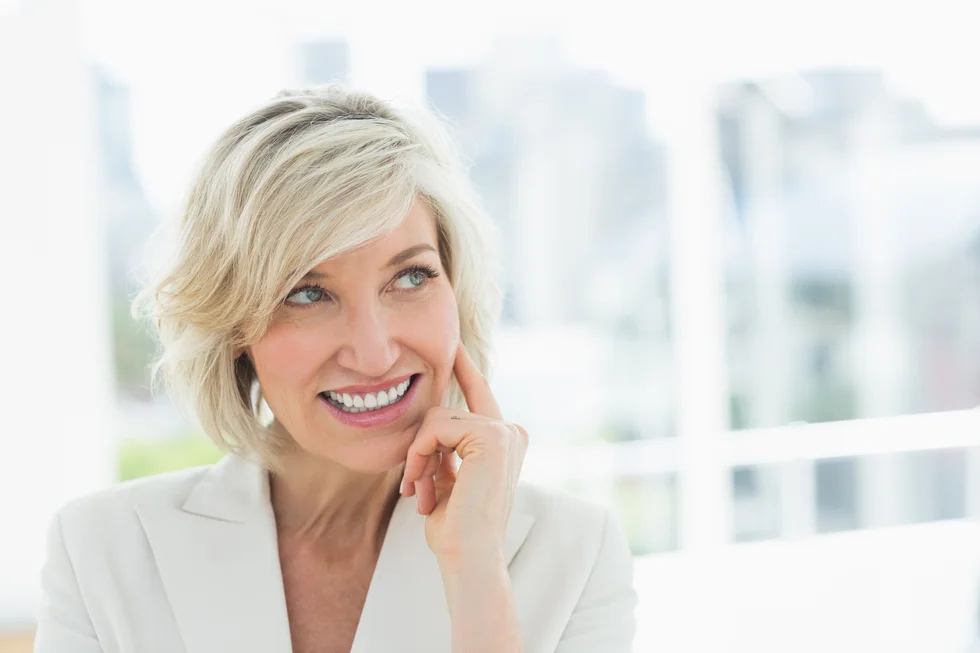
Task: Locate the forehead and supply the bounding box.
[307,199,439,276]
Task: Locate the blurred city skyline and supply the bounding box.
[91,26,980,422]
[71,0,980,214]
[85,22,980,549]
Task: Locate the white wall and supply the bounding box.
[0,0,115,628]
[633,520,980,653]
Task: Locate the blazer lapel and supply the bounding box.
[136,454,536,653]
[136,455,293,653]
[351,495,535,653]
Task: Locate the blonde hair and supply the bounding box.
[133,85,501,468]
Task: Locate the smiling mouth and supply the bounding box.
[319,374,418,414]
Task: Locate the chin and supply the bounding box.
[321,428,419,475]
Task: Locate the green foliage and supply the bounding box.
[110,295,157,401]
[118,434,223,482]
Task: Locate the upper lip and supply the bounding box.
[325,373,416,395]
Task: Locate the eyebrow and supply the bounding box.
[299,243,438,281]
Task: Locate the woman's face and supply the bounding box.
[248,199,460,473]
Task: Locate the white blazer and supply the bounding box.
[34,454,637,653]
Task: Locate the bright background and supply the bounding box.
[3,0,980,651]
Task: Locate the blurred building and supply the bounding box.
[95,67,160,401]
[98,67,158,295]
[429,40,668,331]
[719,69,929,428]
[425,37,676,553]
[298,39,350,86]
[717,68,980,540]
[424,37,674,439]
[425,68,473,129]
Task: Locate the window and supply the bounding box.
[4,2,980,652]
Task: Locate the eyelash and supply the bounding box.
[284,264,440,308]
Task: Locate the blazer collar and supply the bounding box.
[181,453,268,522]
[137,454,534,653]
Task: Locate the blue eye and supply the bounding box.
[395,270,426,289]
[392,265,438,291]
[285,286,328,307]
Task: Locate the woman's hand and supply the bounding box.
[400,343,528,568]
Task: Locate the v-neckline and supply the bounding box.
[137,454,535,653]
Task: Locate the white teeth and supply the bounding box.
[325,376,415,413]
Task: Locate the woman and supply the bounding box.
[34,85,637,653]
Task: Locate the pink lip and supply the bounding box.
[328,373,415,395]
[320,374,421,429]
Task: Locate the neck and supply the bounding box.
[269,447,403,559]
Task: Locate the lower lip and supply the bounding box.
[319,375,421,429]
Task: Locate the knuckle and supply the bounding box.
[476,423,508,449]
[503,422,523,439]
[495,422,520,446]
[515,424,529,444]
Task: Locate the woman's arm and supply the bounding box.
[401,344,638,652]
[439,551,524,653]
[435,509,637,653]
[401,344,528,653]
[33,511,105,653]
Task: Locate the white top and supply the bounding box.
[34,454,637,652]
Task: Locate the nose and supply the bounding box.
[335,299,399,378]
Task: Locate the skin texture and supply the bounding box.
[246,199,527,653]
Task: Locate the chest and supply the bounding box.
[279,547,378,653]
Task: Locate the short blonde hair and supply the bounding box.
[133,85,501,468]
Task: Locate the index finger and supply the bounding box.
[453,343,502,419]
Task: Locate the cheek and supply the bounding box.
[406,290,459,372]
[251,320,330,390]
[433,305,461,369]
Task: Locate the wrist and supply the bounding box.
[435,541,523,652]
[437,535,505,571]
[438,549,508,603]
[438,546,505,579]
[440,557,522,652]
